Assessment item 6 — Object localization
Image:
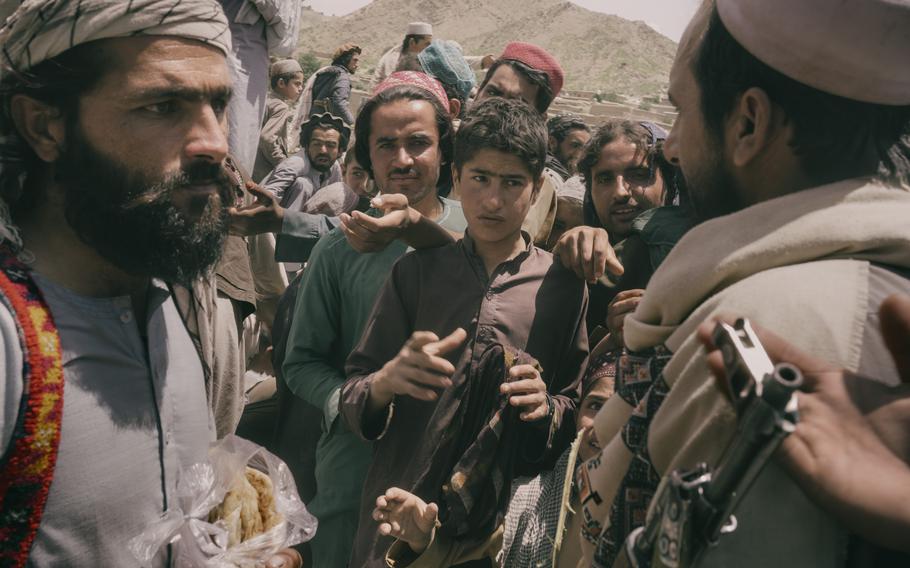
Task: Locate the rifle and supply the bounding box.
[615,319,802,568]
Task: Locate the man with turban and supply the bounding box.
[576,0,910,566]
[0,1,300,566]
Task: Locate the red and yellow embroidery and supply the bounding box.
[0,249,64,568]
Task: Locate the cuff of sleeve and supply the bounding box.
[323,386,342,432]
[362,384,395,441]
[385,523,440,568]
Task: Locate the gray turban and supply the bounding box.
[0,0,231,247]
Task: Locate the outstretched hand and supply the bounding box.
[340,194,412,253]
[228,181,285,236]
[696,294,910,552]
[553,226,623,283]
[372,487,439,554]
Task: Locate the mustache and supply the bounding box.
[389,167,417,176]
[122,162,231,209]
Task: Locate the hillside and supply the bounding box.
[296,0,676,98]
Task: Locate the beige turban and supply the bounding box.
[717,0,910,105]
[0,0,231,80]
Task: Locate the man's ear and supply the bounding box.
[10,94,66,163]
[451,162,461,187]
[728,86,782,169]
[448,98,461,119]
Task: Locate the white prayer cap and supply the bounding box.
[717,0,910,105]
[406,22,433,36]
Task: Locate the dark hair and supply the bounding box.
[353,84,454,178]
[454,97,547,179]
[401,34,431,54]
[301,115,350,151]
[342,149,360,168]
[332,46,362,69]
[0,41,110,213]
[270,70,302,90]
[548,115,590,143]
[578,120,688,226]
[478,59,554,114]
[694,7,910,187]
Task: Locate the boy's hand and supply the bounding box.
[340,194,415,253]
[370,329,468,410]
[553,226,623,283]
[373,487,439,555]
[229,181,285,236]
[503,365,551,421]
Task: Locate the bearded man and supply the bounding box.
[0,2,300,566]
[576,0,910,566]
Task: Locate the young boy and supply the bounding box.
[252,59,305,181]
[374,368,616,567]
[302,150,375,216]
[340,97,590,567]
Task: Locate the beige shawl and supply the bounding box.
[580,178,910,567]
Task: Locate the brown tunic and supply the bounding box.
[340,233,589,568]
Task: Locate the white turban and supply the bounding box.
[0,0,232,248]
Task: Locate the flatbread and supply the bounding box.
[209,469,264,544]
[245,468,282,531]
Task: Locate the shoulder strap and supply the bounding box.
[0,247,64,568]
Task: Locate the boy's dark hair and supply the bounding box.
[454,97,547,179]
[301,114,350,151]
[353,84,453,178]
[0,42,110,215]
[270,70,302,90]
[478,59,554,114]
[694,7,910,187]
[548,115,590,143]
[577,120,688,226]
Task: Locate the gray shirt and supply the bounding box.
[1,274,213,567]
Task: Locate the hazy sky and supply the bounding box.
[303,0,701,41]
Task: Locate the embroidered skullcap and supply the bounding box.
[639,121,667,144]
[301,112,351,148]
[716,0,910,105]
[0,0,231,249]
[405,22,432,36]
[418,40,476,102]
[271,58,302,77]
[373,71,450,113]
[499,42,564,99]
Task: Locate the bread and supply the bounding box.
[208,466,281,546]
[245,468,283,531]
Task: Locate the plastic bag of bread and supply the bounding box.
[129,435,317,567]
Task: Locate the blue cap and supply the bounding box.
[418,40,476,102]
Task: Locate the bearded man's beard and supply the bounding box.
[54,126,233,286]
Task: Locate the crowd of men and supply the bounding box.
[0,1,908,568]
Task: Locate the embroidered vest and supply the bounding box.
[0,249,64,567]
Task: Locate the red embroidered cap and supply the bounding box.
[498,42,564,99]
[372,71,451,113]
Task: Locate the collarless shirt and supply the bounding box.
[0,273,213,567]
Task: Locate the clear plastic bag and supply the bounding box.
[129,435,317,567]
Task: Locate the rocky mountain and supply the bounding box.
[297,0,676,98]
